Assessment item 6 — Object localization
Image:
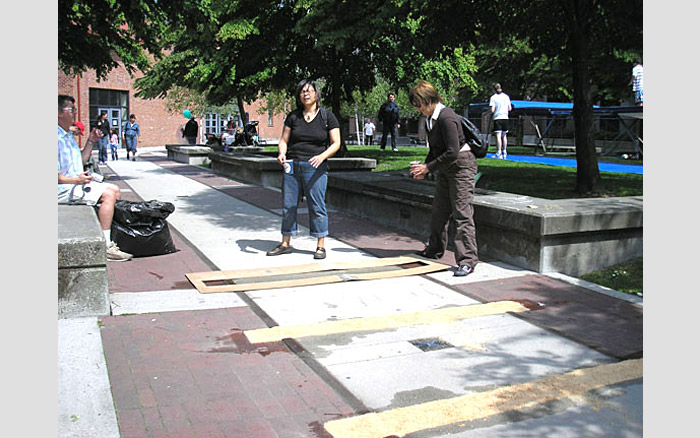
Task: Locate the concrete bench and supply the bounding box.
[209,152,376,189]
[58,205,110,319]
[326,171,642,277]
[165,145,215,165]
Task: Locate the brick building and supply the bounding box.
[58,64,286,147]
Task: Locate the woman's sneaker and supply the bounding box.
[106,241,133,261]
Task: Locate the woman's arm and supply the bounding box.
[277,125,292,165]
[309,128,341,168]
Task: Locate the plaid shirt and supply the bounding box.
[632,65,643,92]
[58,126,83,196]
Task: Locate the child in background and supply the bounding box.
[110,129,120,160]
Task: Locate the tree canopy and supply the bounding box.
[58,0,642,192]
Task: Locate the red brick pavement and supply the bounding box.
[100,307,351,438]
[98,156,642,437]
[453,274,643,360]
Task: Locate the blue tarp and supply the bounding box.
[487,153,643,175]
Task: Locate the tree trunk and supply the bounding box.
[237,96,248,125]
[330,71,350,157]
[567,0,602,194]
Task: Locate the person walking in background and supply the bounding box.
[96,111,111,164]
[364,118,376,145]
[630,59,643,106]
[409,80,478,277]
[489,83,512,159]
[378,92,401,152]
[182,116,199,145]
[110,129,119,161]
[58,95,132,261]
[123,114,141,161]
[267,79,341,260]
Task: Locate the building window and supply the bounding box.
[204,113,241,135]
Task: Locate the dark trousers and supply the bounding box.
[380,124,397,149]
[425,152,479,268]
[364,135,373,145]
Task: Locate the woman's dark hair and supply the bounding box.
[294,79,322,111]
[408,80,441,108]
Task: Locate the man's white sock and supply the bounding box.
[103,229,111,245]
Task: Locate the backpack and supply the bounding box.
[458,115,488,158]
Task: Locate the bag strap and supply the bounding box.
[320,107,330,147]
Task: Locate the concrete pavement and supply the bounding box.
[58,146,643,437]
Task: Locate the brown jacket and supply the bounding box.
[425,106,466,173]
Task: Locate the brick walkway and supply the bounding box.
[59,149,643,438]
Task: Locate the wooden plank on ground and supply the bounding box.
[323,359,643,438]
[244,300,531,344]
[186,256,450,293]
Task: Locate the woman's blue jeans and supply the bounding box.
[98,135,110,163]
[281,160,329,238]
[125,135,138,152]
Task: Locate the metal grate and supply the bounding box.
[409,337,454,352]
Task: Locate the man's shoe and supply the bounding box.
[106,241,133,261]
[392,147,399,152]
[454,265,474,277]
[266,244,293,256]
[313,247,326,259]
[414,249,443,259]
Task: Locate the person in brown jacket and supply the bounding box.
[408,80,478,277]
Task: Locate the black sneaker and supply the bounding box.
[454,265,474,277]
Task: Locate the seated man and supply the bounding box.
[57,95,132,261]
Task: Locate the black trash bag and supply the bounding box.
[113,199,175,225]
[111,200,178,257]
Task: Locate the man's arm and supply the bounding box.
[81,128,102,165]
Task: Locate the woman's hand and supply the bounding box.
[410,163,428,180]
[308,154,325,168]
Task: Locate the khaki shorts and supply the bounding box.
[58,182,108,205]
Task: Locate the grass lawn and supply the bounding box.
[344,145,643,199]
[580,257,643,296]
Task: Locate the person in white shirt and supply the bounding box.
[489,83,512,159]
[630,59,643,106]
[363,118,376,145]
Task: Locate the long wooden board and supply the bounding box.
[323,359,643,438]
[186,256,450,294]
[244,300,531,344]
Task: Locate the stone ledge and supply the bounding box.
[325,171,642,276]
[209,152,376,188]
[58,205,110,318]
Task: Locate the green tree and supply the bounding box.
[405,0,642,194]
[134,0,300,128]
[58,0,182,80]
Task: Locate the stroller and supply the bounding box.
[234,121,259,146]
